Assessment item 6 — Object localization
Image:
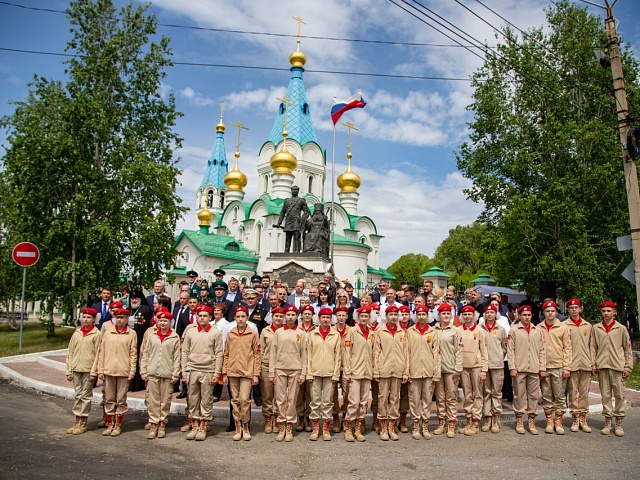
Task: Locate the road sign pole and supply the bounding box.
[18,267,27,354]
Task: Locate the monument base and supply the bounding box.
[262,254,332,288]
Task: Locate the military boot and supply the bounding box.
[102,415,114,436]
[528,414,538,435]
[264,415,273,434]
[459,415,472,435]
[323,420,332,441]
[186,419,199,440]
[157,421,167,438]
[332,413,341,433]
[344,421,355,442]
[195,420,207,441]
[601,417,612,435]
[433,417,446,435]
[180,417,193,432]
[73,416,88,435]
[309,419,320,441]
[614,417,624,437]
[481,416,492,433]
[412,418,421,440]
[515,414,525,434]
[110,414,123,437]
[491,413,500,433]
[232,420,242,441]
[285,423,294,442]
[354,419,366,442]
[388,419,399,441]
[446,420,456,438]
[242,422,251,441]
[67,416,81,434]
[554,413,565,435]
[399,412,409,433]
[276,423,286,442]
[579,413,592,433]
[570,413,580,432]
[380,419,389,441]
[296,416,305,432]
[544,411,554,434]
[373,414,381,434]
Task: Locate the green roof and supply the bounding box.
[420,266,451,278]
[168,266,187,275]
[175,230,259,264]
[472,273,496,284]
[220,263,256,272]
[368,265,397,280]
[332,233,372,251]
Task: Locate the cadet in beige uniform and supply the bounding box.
[433,303,463,438]
[397,305,412,434]
[305,307,342,441]
[373,305,408,441]
[66,307,101,435]
[343,305,375,442]
[458,305,488,436]
[260,306,283,433]
[223,306,261,441]
[332,306,350,434]
[181,304,223,441]
[270,305,306,442]
[591,301,633,436]
[480,304,507,433]
[140,311,180,439]
[564,298,594,433]
[537,301,571,435]
[296,305,316,432]
[97,308,137,437]
[404,305,440,440]
[508,305,546,435]
[368,305,382,433]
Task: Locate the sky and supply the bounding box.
[1,0,639,269]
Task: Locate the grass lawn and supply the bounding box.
[626,364,640,391]
[0,322,73,358]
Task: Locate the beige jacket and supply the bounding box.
[304,328,342,380]
[507,323,546,373]
[537,320,571,370]
[373,324,406,378]
[140,329,181,380]
[97,326,137,377]
[181,325,223,377]
[222,327,260,378]
[460,324,488,372]
[66,327,101,376]
[343,325,374,380]
[565,318,594,372]
[480,322,507,370]
[591,321,633,373]
[259,324,278,371]
[403,324,441,380]
[269,326,306,376]
[434,323,463,375]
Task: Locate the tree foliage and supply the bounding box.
[0,0,185,324]
[457,2,639,312]
[387,253,434,290]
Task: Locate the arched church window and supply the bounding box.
[264,175,269,192]
[256,223,263,253]
[213,159,217,165]
[303,103,309,114]
[219,191,225,209]
[234,207,239,222]
[207,190,214,208]
[308,176,313,193]
[360,237,367,244]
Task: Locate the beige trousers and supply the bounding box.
[274,370,300,424]
[72,372,94,417]
[104,375,130,415]
[188,370,214,420]
[378,377,401,420]
[310,377,335,421]
[146,376,173,424]
[296,376,312,417]
[435,373,459,420]
[408,378,434,422]
[461,367,483,420]
[482,368,504,416]
[512,372,540,415]
[540,367,566,414]
[261,368,277,417]
[332,373,349,415]
[599,368,626,418]
[230,376,252,423]
[568,370,591,414]
[346,378,371,421]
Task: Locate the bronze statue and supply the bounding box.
[303,203,330,258]
[275,186,310,253]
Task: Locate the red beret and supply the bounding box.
[460,305,476,314]
[566,298,581,307]
[517,305,532,313]
[542,301,558,310]
[300,305,315,314]
[284,305,298,314]
[114,308,130,316]
[110,301,124,310]
[599,300,616,309]
[333,306,349,314]
[357,305,372,314]
[399,305,410,313]
[154,305,169,314]
[484,304,498,313]
[156,311,173,320]
[81,308,98,317]
[436,304,451,313]
[194,304,213,315]
[371,304,380,311]
[385,305,399,313]
[234,305,249,316]
[271,307,285,315]
[318,307,333,317]
[417,305,430,313]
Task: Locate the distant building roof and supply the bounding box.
[176,230,258,264]
[201,128,228,189]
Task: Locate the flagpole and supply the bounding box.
[330,123,336,271]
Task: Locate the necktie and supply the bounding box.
[190,313,195,324]
[103,302,108,318]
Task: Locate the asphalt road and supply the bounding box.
[0,378,639,480]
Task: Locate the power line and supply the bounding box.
[0,46,471,82]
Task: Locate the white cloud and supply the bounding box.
[179,86,215,107]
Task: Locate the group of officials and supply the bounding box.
[64,270,633,442]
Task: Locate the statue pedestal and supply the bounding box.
[262,253,332,287]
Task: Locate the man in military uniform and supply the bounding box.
[275,186,310,253]
[214,268,226,282]
[211,281,234,321]
[187,271,200,298]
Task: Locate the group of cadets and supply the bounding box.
[65,274,634,442]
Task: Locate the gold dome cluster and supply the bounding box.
[337,152,361,192]
[270,130,298,175]
[224,152,248,191]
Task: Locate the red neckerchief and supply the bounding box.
[544,321,555,332]
[386,324,398,336]
[416,323,429,335]
[284,324,298,331]
[570,318,582,327]
[336,325,347,337]
[463,323,476,331]
[156,328,172,342]
[369,323,379,331]
[319,326,331,340]
[524,324,531,334]
[484,321,496,333]
[399,322,410,332]
[115,325,128,334]
[236,326,247,336]
[358,323,370,340]
[80,326,94,337]
[301,323,314,332]
[197,325,211,333]
[270,324,278,333]
[603,320,616,333]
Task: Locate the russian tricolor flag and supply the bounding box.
[331,92,366,125]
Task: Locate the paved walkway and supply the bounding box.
[1,348,639,422]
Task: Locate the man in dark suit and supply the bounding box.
[370,280,389,304]
[224,277,242,312]
[92,287,113,330]
[345,283,360,309]
[146,279,172,312]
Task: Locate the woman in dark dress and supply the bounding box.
[128,290,153,392]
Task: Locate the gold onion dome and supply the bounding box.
[216,118,226,132]
[270,131,298,174]
[289,49,307,68]
[197,204,213,225]
[224,153,248,191]
[337,152,361,192]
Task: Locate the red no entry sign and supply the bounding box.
[12,242,40,268]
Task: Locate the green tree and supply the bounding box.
[456,2,639,313]
[0,0,185,329]
[387,253,435,290]
[433,222,489,275]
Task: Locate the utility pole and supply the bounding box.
[602,0,640,313]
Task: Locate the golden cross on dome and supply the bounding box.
[342,121,359,152]
[277,96,297,132]
[230,121,249,154]
[293,16,306,49]
[218,103,226,120]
